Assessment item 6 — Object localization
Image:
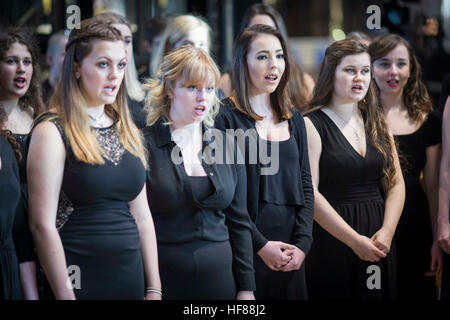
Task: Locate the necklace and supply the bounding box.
[327,108,362,141]
[87,109,105,126]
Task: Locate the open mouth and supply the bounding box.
[13,77,26,88]
[265,74,278,82]
[194,105,206,115]
[351,84,363,91]
[387,79,399,87]
[103,85,117,95]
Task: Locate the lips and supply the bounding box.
[351,84,363,92]
[103,85,117,96]
[13,76,26,89]
[194,105,206,115]
[387,79,399,88]
[265,73,279,82]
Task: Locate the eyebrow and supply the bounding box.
[4,55,31,59]
[97,56,127,61]
[256,49,284,54]
[343,64,370,68]
[378,57,408,61]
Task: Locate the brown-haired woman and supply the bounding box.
[304,39,405,299]
[0,27,45,299]
[369,34,442,300]
[215,24,314,300]
[219,3,314,111]
[27,18,161,300]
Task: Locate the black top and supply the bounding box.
[259,134,304,205]
[214,98,314,254]
[188,175,214,202]
[0,135,23,299]
[394,112,442,185]
[144,118,256,291]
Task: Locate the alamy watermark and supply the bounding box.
[366,265,381,290]
[366,5,381,30]
[170,128,280,176]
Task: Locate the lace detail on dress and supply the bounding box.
[95,126,125,166]
[56,191,74,231]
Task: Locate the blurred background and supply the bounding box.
[1,0,449,106]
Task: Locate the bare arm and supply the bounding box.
[373,134,405,253]
[423,144,442,239]
[128,184,161,300]
[19,262,39,299]
[27,121,75,300]
[438,97,450,254]
[304,117,386,262]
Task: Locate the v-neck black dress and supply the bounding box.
[305,110,396,300]
[393,112,441,299]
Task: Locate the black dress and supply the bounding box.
[34,113,146,300]
[394,112,441,299]
[144,119,255,300]
[214,99,314,300]
[305,110,396,300]
[11,133,36,264]
[254,134,308,299]
[0,135,23,300]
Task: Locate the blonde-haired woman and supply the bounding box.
[149,14,211,78]
[95,12,147,129]
[27,18,161,300]
[144,46,255,300]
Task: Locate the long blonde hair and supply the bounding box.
[150,15,211,78]
[49,17,147,168]
[145,46,220,127]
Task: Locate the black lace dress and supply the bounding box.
[36,114,147,299]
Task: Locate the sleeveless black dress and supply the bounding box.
[393,112,441,299]
[305,110,396,300]
[37,114,146,299]
[0,135,22,300]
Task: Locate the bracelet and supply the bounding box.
[146,289,162,296]
[146,287,162,295]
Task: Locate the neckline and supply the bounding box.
[392,122,425,137]
[319,109,368,159]
[254,120,292,143]
[91,122,116,130]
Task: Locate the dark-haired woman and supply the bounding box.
[304,39,405,300]
[0,27,44,299]
[370,34,441,299]
[215,24,314,300]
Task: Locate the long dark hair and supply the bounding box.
[231,24,292,122]
[0,27,45,116]
[368,34,432,122]
[306,39,396,188]
[240,4,311,111]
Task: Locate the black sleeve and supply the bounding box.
[292,113,314,255]
[424,112,442,148]
[223,141,256,291]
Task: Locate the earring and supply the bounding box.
[75,73,80,79]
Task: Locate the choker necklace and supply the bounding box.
[328,109,362,141]
[88,109,105,125]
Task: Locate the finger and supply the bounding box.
[278,242,296,250]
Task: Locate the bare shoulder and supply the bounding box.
[304,117,322,151]
[29,120,65,155]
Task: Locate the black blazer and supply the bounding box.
[143,118,255,291]
[214,98,314,255]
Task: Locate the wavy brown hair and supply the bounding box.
[231,24,292,122]
[240,3,310,111]
[305,39,396,187]
[48,17,147,168]
[0,108,21,162]
[0,27,45,115]
[368,34,432,122]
